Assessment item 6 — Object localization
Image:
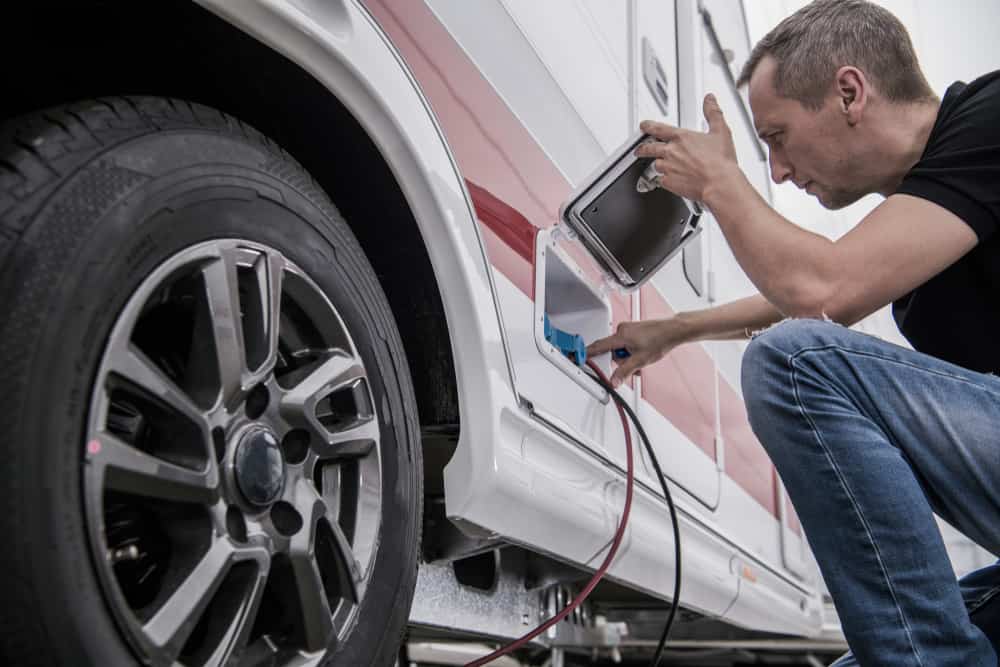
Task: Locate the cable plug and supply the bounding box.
[543,314,587,365]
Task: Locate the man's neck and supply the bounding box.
[875,99,940,197]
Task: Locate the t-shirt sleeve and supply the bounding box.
[895,75,1000,241]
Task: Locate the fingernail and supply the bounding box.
[640,121,651,131]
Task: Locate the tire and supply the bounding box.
[0,97,422,667]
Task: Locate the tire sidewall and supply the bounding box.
[5,127,420,666]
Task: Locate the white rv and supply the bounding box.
[0,1,989,666]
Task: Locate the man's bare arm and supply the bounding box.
[587,293,783,386]
[703,176,978,324]
[675,292,783,341]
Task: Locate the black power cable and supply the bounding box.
[585,370,683,667]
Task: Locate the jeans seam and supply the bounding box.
[789,352,925,667]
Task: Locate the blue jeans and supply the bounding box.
[741,319,1000,666]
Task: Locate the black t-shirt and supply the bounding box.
[892,70,1000,375]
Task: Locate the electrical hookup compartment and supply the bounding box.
[533,227,612,402]
[537,131,704,400]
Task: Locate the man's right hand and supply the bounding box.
[587,318,689,388]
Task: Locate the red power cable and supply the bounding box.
[463,360,635,667]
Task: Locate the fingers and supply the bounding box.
[640,119,680,142]
[636,142,665,160]
[702,93,729,135]
[640,96,726,144]
[610,356,643,388]
[587,332,625,357]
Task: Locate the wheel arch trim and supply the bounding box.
[195,0,522,513]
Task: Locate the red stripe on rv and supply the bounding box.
[639,288,716,460]
[467,181,537,298]
[720,378,776,516]
[468,181,536,263]
[788,499,803,536]
[364,0,774,515]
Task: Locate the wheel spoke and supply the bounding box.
[202,245,247,406]
[200,547,271,667]
[290,552,335,653]
[91,432,218,504]
[288,480,360,651]
[109,345,209,431]
[289,483,334,653]
[238,249,285,385]
[322,518,361,604]
[280,352,366,424]
[316,417,378,459]
[143,537,234,660]
[258,251,284,377]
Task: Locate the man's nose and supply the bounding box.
[769,151,792,185]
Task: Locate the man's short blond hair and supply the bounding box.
[738,0,937,110]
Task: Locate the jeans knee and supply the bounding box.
[741,318,838,439]
[741,334,783,437]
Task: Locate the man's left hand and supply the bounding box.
[636,93,740,202]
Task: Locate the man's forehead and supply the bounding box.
[748,57,782,135]
[748,55,780,94]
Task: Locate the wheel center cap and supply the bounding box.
[234,427,285,506]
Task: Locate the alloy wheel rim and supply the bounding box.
[83,239,383,666]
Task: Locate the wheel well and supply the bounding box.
[1,2,461,439]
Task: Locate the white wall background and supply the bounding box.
[742,0,1000,345]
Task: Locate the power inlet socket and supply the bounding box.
[533,227,612,402]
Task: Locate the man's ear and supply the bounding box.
[835,66,867,127]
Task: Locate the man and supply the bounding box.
[587,1,1000,664]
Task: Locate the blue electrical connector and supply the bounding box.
[543,314,587,365]
[543,314,631,364]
